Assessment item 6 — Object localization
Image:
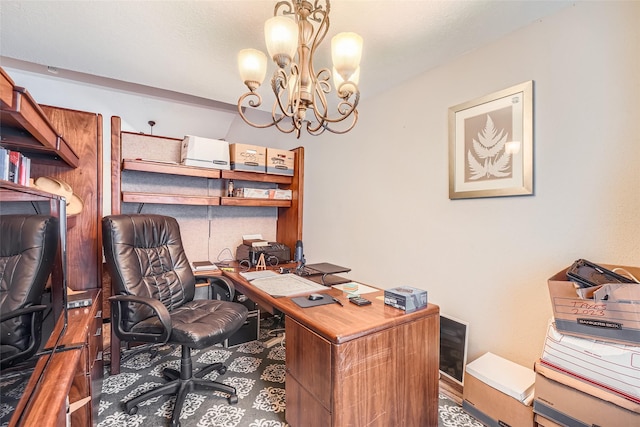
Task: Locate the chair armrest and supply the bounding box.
[0,305,47,323]
[199,275,236,301]
[109,295,172,344]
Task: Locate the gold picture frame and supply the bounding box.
[448,81,533,199]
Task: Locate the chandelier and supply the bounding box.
[237,0,363,138]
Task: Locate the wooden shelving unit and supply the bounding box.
[119,158,294,207]
[111,116,303,246]
[0,68,79,167]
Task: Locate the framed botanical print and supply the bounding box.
[448,81,533,199]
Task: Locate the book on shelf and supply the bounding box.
[18,155,30,186]
[191,260,218,271]
[8,150,20,183]
[4,150,30,185]
[0,147,8,181]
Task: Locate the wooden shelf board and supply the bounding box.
[122,159,222,178]
[221,169,293,184]
[221,197,291,207]
[0,86,79,168]
[122,191,220,206]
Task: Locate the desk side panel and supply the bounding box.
[332,312,440,426]
[285,318,332,409]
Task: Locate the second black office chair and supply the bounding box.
[0,215,58,371]
[102,214,248,427]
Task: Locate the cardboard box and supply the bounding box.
[269,189,292,200]
[465,352,535,402]
[535,360,640,413]
[534,414,563,427]
[180,135,230,169]
[229,143,266,173]
[533,366,640,427]
[541,321,640,402]
[547,264,640,345]
[463,371,534,427]
[239,188,270,199]
[383,286,427,312]
[266,148,295,176]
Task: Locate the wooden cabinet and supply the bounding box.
[285,311,440,427]
[0,67,104,293]
[64,289,104,426]
[11,289,103,427]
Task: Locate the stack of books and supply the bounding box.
[0,147,31,185]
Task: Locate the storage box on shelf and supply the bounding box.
[180,135,230,170]
[266,147,295,176]
[229,143,266,173]
[547,263,640,345]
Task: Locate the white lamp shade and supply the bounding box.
[331,32,363,81]
[265,15,298,62]
[333,66,360,95]
[238,48,267,87]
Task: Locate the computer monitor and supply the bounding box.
[439,313,469,386]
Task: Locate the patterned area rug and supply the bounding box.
[0,318,483,427]
[97,317,483,427]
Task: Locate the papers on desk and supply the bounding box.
[240,269,279,281]
[250,273,327,297]
[332,282,379,294]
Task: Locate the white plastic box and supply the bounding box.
[180,135,230,170]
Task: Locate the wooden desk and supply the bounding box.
[11,289,103,427]
[223,268,440,427]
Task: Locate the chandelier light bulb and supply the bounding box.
[331,32,363,81]
[265,15,299,68]
[238,49,267,91]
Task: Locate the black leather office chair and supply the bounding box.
[0,215,58,370]
[102,214,248,427]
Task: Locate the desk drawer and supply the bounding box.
[285,318,331,410]
[88,307,102,368]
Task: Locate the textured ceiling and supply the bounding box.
[0,1,573,109]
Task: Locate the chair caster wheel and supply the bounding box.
[171,421,180,427]
[126,405,138,415]
[217,366,227,375]
[229,395,238,404]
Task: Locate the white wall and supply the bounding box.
[3,1,638,369]
[301,1,640,368]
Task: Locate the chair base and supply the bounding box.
[123,346,237,427]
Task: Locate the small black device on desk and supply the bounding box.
[349,296,371,306]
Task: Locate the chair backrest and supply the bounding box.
[0,215,58,353]
[102,214,196,331]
